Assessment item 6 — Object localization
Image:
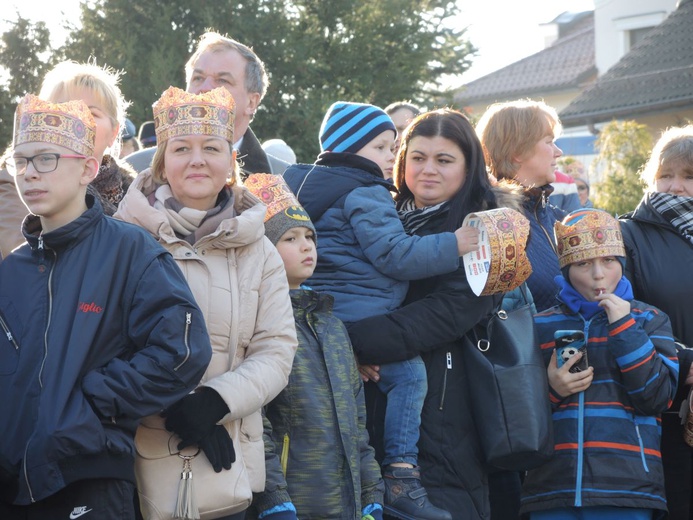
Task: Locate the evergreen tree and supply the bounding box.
[0,15,55,150]
[592,120,651,216]
[60,0,473,160]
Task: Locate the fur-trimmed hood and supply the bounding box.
[490,179,525,214]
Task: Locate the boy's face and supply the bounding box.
[13,142,96,233]
[568,256,622,302]
[275,226,317,289]
[355,130,396,179]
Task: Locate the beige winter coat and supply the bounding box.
[115,169,297,493]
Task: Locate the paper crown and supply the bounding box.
[244,173,315,245]
[555,209,625,268]
[152,86,235,143]
[13,94,96,156]
[462,208,533,296]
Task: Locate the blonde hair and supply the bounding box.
[476,99,562,181]
[641,125,693,189]
[39,60,129,158]
[151,139,239,188]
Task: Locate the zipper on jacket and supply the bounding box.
[23,438,35,502]
[281,433,289,476]
[0,314,19,350]
[439,352,452,410]
[174,312,192,371]
[634,422,650,473]
[533,206,558,256]
[574,390,585,507]
[38,250,56,387]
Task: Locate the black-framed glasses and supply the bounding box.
[7,153,87,177]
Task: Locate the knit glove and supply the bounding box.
[259,502,298,520]
[261,510,298,520]
[199,424,236,472]
[162,388,229,449]
[362,504,383,520]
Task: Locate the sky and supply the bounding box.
[2,0,596,84]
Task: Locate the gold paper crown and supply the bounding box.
[14,94,96,156]
[463,208,533,296]
[244,173,309,222]
[153,86,235,143]
[244,173,315,244]
[555,209,625,269]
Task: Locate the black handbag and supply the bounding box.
[464,284,554,471]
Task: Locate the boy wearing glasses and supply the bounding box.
[0,95,212,519]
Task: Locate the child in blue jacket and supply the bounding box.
[521,209,679,520]
[283,102,471,519]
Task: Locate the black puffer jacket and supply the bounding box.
[620,193,693,404]
[348,208,501,520]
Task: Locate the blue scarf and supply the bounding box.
[554,275,634,320]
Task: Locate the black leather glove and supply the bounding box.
[199,425,236,473]
[162,388,229,449]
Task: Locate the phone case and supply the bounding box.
[555,330,588,373]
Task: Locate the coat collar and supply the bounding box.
[23,192,104,252]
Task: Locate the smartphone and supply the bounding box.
[555,330,588,373]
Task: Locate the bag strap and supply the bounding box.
[518,283,530,306]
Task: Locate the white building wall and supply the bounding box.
[594,0,677,74]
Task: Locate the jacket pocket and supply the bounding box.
[0,301,21,375]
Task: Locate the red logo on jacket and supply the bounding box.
[78,302,103,314]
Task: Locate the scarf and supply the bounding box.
[649,191,693,246]
[555,274,634,320]
[398,197,450,234]
[90,155,134,215]
[153,184,234,244]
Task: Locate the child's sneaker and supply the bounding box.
[383,466,452,520]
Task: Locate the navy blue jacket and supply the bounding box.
[284,152,459,323]
[0,195,211,505]
[522,299,677,514]
[522,185,566,312]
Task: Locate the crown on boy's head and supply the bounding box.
[244,173,315,245]
[153,86,235,144]
[319,101,396,154]
[554,209,625,269]
[14,94,96,156]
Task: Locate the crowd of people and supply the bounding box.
[0,29,692,520]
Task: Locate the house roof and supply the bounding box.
[560,0,693,126]
[454,12,596,106]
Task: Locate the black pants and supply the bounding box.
[661,413,693,520]
[0,478,135,520]
[488,470,522,520]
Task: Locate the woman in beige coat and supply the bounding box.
[115,86,297,520]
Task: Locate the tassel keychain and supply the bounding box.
[174,453,200,520]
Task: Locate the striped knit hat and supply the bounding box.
[319,102,396,154]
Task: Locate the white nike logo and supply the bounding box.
[69,506,93,519]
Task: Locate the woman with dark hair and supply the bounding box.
[348,108,523,520]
